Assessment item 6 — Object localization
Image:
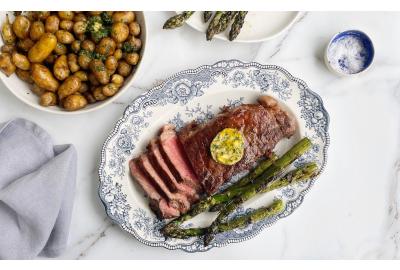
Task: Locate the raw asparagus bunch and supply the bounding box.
[162,137,313,235]
[203,162,318,245]
[229,11,248,41]
[164,199,285,239]
[163,11,195,29]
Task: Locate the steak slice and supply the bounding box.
[138,154,190,213]
[147,139,200,203]
[129,160,180,218]
[178,95,296,194]
[159,125,203,193]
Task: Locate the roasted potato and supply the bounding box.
[0,53,16,76]
[73,13,87,22]
[67,53,80,72]
[54,42,68,55]
[53,55,70,80]
[63,94,87,111]
[1,44,15,53]
[73,21,86,35]
[29,21,45,41]
[12,15,31,39]
[111,22,129,43]
[11,52,30,70]
[117,60,132,77]
[113,48,123,60]
[78,82,89,93]
[37,12,51,21]
[96,37,116,56]
[28,33,57,62]
[111,74,124,86]
[31,63,59,91]
[15,68,33,83]
[112,12,134,23]
[2,14,17,45]
[128,21,140,36]
[31,83,46,96]
[105,56,118,72]
[90,59,109,84]
[58,12,75,21]
[84,92,96,103]
[58,75,81,99]
[124,52,139,65]
[81,39,95,52]
[71,40,81,53]
[92,86,106,101]
[17,38,34,52]
[44,54,56,65]
[102,83,119,96]
[60,20,74,31]
[45,15,60,33]
[88,73,100,86]
[77,53,91,70]
[55,30,74,44]
[40,92,57,106]
[73,70,88,81]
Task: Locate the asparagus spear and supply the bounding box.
[204,162,318,245]
[163,11,195,29]
[206,11,224,40]
[203,11,213,23]
[215,12,237,34]
[210,153,278,212]
[229,11,248,41]
[163,137,312,234]
[164,200,285,239]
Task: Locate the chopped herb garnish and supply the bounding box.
[122,42,134,53]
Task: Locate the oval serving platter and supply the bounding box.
[98,60,330,252]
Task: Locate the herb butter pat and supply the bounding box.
[210,128,245,165]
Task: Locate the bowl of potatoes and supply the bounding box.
[0,11,146,114]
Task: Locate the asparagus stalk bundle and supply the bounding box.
[203,162,318,245]
[206,11,224,40]
[163,11,195,29]
[164,199,285,239]
[229,11,248,41]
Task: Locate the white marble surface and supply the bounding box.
[1,11,400,259]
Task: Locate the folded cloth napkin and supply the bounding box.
[0,118,77,259]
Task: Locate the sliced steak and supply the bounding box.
[147,139,200,203]
[138,154,190,213]
[178,95,296,194]
[159,125,203,193]
[129,160,180,218]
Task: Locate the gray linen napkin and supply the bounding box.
[0,118,77,259]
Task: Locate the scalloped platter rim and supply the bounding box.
[98,60,330,252]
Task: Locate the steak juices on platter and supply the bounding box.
[129,95,296,219]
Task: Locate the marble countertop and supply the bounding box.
[1,11,399,259]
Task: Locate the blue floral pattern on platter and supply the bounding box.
[98,60,330,252]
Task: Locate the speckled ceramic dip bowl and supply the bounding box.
[325,30,374,76]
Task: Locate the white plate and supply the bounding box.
[0,11,147,114]
[184,11,300,43]
[99,60,330,252]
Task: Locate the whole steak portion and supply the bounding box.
[178,96,296,194]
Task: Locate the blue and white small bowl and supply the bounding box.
[325,30,374,76]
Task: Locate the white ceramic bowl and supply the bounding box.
[0,11,147,114]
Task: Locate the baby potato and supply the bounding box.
[54,42,68,55]
[112,12,135,23]
[76,33,86,41]
[25,12,38,22]
[111,74,124,86]
[1,44,15,54]
[55,30,75,44]
[81,40,95,52]
[111,22,129,43]
[15,68,33,84]
[102,83,119,97]
[37,12,51,21]
[67,53,80,73]
[77,54,91,70]
[73,70,88,81]
[78,82,89,93]
[96,37,116,57]
[0,53,16,76]
[12,15,31,39]
[40,92,57,107]
[73,13,87,22]
[12,52,30,70]
[128,21,140,36]
[60,20,74,31]
[30,21,45,41]
[117,60,132,77]
[83,92,96,104]
[113,48,123,60]
[63,94,87,111]
[45,15,60,33]
[53,55,70,81]
[28,33,57,63]
[31,63,59,92]
[71,40,81,53]
[58,75,82,99]
[92,86,106,101]
[58,12,75,21]
[124,52,139,65]
[73,21,87,35]
[17,38,35,52]
[105,56,118,71]
[88,73,100,86]
[89,11,102,16]
[31,83,46,96]
[2,14,16,45]
[90,59,110,84]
